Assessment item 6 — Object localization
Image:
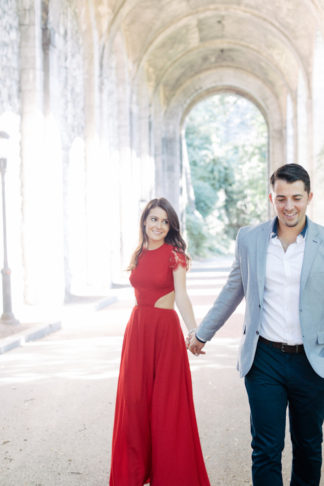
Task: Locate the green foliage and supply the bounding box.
[185,210,209,256]
[185,93,268,256]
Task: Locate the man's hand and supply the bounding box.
[188,334,206,356]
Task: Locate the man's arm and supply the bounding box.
[196,230,245,343]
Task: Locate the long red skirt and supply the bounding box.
[109,305,210,486]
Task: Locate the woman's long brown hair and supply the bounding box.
[127,197,190,270]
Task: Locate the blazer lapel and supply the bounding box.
[300,219,320,293]
[256,220,273,302]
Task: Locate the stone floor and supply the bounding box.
[0,256,321,485]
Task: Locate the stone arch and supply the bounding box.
[156,67,283,212]
[312,31,324,161]
[286,94,294,165]
[4,0,324,306]
[102,0,322,233]
[180,88,271,222]
[312,30,324,222]
[137,8,307,84]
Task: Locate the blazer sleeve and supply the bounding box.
[196,228,245,342]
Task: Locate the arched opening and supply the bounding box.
[183,92,268,256]
[312,30,324,223]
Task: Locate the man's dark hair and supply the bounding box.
[270,163,311,194]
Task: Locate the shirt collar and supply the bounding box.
[271,216,308,239]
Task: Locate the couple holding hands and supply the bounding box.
[109,163,324,486]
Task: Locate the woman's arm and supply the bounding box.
[173,266,206,355]
[173,265,196,332]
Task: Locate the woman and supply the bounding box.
[109,198,210,486]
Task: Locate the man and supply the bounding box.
[189,163,324,486]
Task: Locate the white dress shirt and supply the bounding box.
[259,224,306,345]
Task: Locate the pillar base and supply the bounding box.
[0,313,20,326]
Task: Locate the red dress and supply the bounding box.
[109,243,210,486]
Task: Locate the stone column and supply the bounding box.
[160,129,181,214]
[19,0,64,313]
[82,7,113,293]
[0,0,24,311]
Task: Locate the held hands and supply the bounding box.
[186,330,206,356]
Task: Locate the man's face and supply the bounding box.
[269,179,313,230]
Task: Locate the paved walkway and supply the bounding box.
[0,257,321,485]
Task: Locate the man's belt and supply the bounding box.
[259,336,304,354]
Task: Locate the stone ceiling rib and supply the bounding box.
[162,67,283,146]
[180,86,273,130]
[127,6,311,78]
[124,7,312,117]
[166,67,282,123]
[164,74,284,129]
[151,41,297,106]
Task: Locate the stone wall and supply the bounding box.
[1,0,324,315]
[0,0,20,114]
[43,0,87,297]
[0,0,23,312]
[0,0,155,311]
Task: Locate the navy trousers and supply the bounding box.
[245,339,324,486]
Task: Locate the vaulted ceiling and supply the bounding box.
[95,0,323,118]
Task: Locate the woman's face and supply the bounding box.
[144,207,170,248]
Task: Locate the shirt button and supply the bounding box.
[256,331,259,335]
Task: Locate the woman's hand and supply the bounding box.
[185,329,196,349]
[188,334,206,356]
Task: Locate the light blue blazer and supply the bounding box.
[197,218,324,378]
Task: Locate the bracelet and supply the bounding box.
[195,333,206,344]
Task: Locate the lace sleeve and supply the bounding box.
[169,248,188,271]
